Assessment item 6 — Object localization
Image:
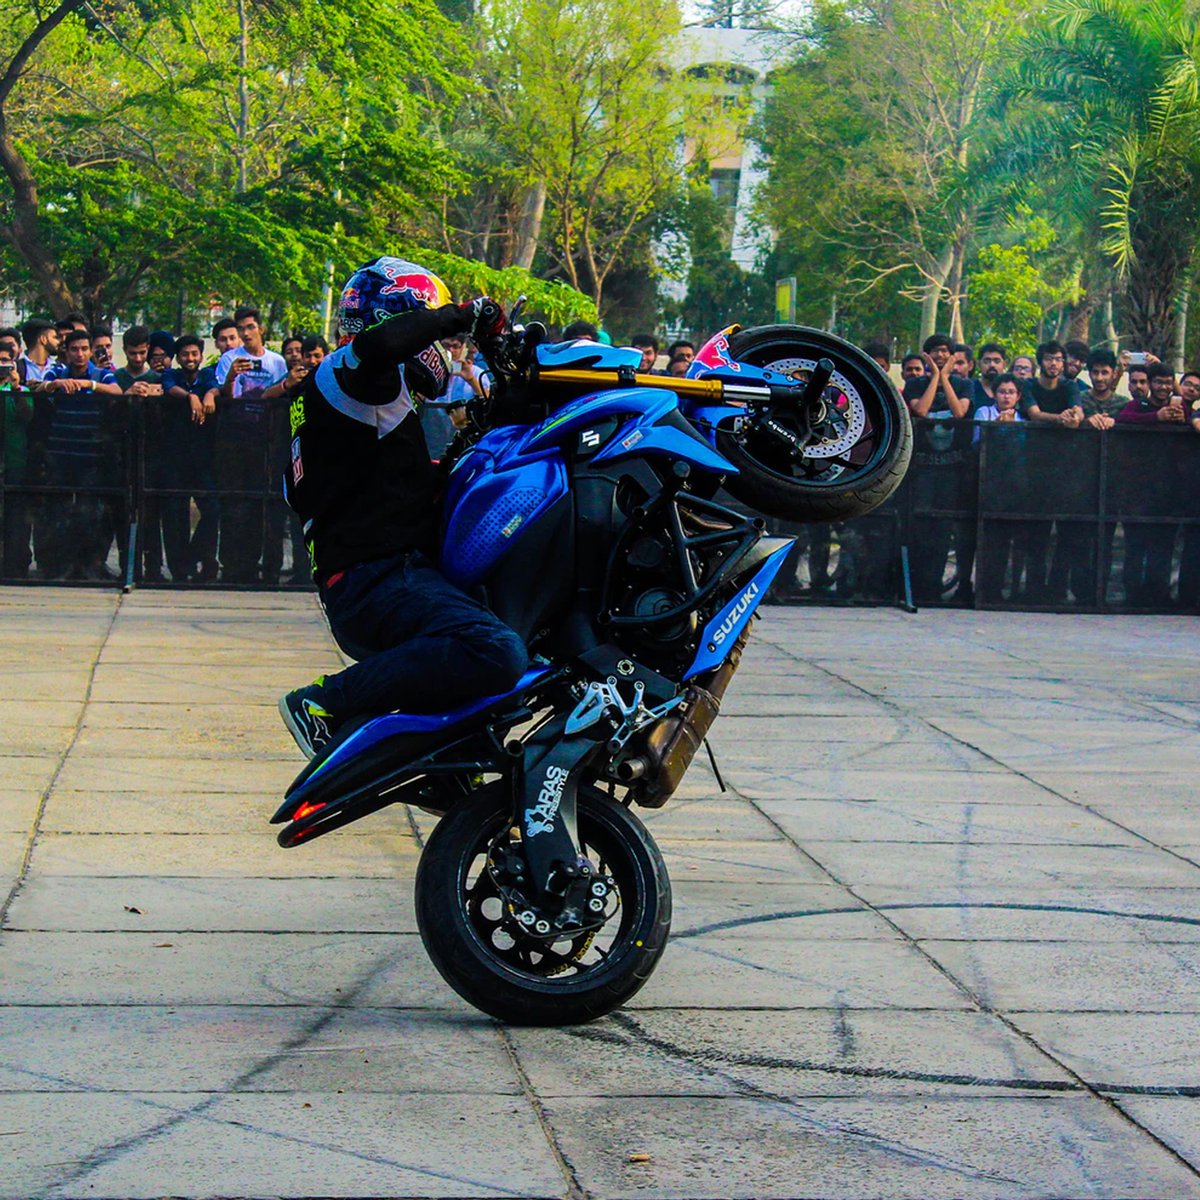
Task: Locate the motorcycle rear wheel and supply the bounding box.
[415,783,671,1025]
[716,324,911,523]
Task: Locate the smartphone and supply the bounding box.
[1127,351,1149,366]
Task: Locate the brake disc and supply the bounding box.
[763,356,867,458]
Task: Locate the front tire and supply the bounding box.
[716,324,912,523]
[415,784,671,1025]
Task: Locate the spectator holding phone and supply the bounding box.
[1116,363,1183,607]
[89,326,114,371]
[208,306,287,583]
[1115,362,1183,424]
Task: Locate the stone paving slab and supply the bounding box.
[2,590,1199,1199]
[758,796,1144,845]
[539,1094,1200,1200]
[2,1091,564,1200]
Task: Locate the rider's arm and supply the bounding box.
[907,373,938,418]
[341,305,473,404]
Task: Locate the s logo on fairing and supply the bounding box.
[712,582,759,646]
[526,765,569,836]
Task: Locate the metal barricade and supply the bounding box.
[2,403,1197,611]
[762,417,1200,613]
[1,387,136,584]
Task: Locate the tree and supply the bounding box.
[1005,0,1200,356]
[966,216,1077,356]
[0,0,596,328]
[458,0,690,314]
[756,0,1033,340]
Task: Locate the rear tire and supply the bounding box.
[415,783,671,1025]
[715,324,911,523]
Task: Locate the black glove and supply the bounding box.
[459,296,506,342]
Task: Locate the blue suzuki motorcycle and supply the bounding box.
[272,310,910,1024]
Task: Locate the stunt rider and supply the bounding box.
[278,256,528,758]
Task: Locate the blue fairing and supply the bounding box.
[299,665,557,789]
[528,388,738,475]
[536,341,642,371]
[591,419,737,474]
[442,387,744,592]
[679,403,746,452]
[684,542,794,679]
[442,431,567,588]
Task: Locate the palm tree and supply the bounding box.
[1007,0,1200,356]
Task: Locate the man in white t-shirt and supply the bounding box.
[206,305,288,583]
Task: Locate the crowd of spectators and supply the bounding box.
[841,333,1200,608]
[0,307,339,584]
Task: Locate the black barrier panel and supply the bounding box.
[763,418,1200,613]
[136,400,311,585]
[1,388,135,583]
[744,506,903,604]
[1105,428,1199,520]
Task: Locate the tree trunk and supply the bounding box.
[919,244,955,341]
[0,0,87,314]
[1066,293,1097,344]
[1104,288,1118,353]
[1172,286,1189,374]
[236,0,249,195]
[946,232,968,343]
[1121,259,1181,360]
[0,121,77,316]
[512,180,545,271]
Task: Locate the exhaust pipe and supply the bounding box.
[633,636,745,808]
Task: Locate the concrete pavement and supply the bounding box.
[2,587,1199,1198]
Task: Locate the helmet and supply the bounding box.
[336,255,452,342]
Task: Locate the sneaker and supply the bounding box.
[279,679,338,759]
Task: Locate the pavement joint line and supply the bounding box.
[749,631,1200,1182]
[0,592,124,930]
[497,1027,590,1200]
[599,1013,1028,1188]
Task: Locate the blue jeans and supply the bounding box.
[318,551,528,720]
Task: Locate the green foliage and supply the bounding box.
[965,212,1080,354]
[667,178,772,339]
[998,0,1200,351]
[447,0,694,312]
[0,0,595,329]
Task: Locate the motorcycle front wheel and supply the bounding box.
[716,324,912,522]
[415,783,671,1025]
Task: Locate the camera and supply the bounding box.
[0,362,14,377]
[1127,351,1149,366]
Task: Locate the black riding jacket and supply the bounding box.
[282,304,474,577]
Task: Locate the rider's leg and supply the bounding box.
[313,550,528,722]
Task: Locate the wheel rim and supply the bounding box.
[737,347,897,488]
[458,807,645,983]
